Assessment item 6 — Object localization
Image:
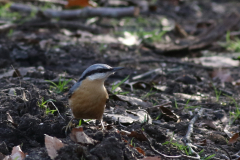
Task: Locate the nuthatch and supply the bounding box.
[66,64,123,133]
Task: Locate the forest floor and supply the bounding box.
[0,0,240,160]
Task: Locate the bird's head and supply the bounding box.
[78,64,123,82]
[68,64,123,97]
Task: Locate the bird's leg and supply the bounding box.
[65,117,74,135]
[96,119,105,130]
[100,120,105,130]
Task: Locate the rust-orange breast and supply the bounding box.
[68,79,108,120]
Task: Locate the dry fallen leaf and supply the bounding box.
[135,147,145,156]
[128,131,147,141]
[233,79,240,85]
[195,139,207,146]
[45,134,65,159]
[70,126,97,144]
[159,106,179,122]
[199,120,217,130]
[211,68,233,83]
[105,109,152,124]
[10,145,27,160]
[228,133,239,145]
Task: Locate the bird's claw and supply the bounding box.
[64,118,74,136]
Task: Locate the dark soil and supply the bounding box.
[1,0,240,160]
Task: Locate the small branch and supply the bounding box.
[48,101,65,121]
[143,132,201,159]
[181,108,205,159]
[132,68,165,80]
[218,145,232,160]
[146,101,172,113]
[183,108,205,143]
[10,3,139,19]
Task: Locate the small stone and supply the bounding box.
[8,88,16,96]
[175,75,197,84]
[37,66,44,71]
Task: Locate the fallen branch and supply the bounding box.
[10,3,139,19]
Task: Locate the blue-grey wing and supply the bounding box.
[68,81,81,98]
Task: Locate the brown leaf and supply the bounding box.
[228,133,239,145]
[195,139,207,146]
[233,79,240,85]
[127,131,147,141]
[200,120,217,130]
[65,0,93,8]
[12,69,21,77]
[70,126,97,144]
[10,145,27,160]
[45,134,65,159]
[211,68,233,83]
[135,147,145,156]
[142,156,161,160]
[160,106,179,122]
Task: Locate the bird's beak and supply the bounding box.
[112,67,124,72]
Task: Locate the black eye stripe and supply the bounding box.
[78,68,113,82]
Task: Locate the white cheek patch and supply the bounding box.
[88,73,107,80]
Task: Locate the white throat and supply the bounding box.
[88,73,108,81]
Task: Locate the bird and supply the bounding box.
[65,64,123,133]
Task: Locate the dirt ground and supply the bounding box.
[1,0,240,160]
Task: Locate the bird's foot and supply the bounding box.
[100,120,107,131]
[64,118,74,135]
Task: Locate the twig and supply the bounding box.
[118,117,126,128]
[47,101,65,121]
[232,150,240,159]
[183,108,205,143]
[146,101,172,113]
[182,108,205,159]
[132,68,165,80]
[218,145,232,160]
[142,132,181,159]
[10,3,139,19]
[142,132,202,159]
